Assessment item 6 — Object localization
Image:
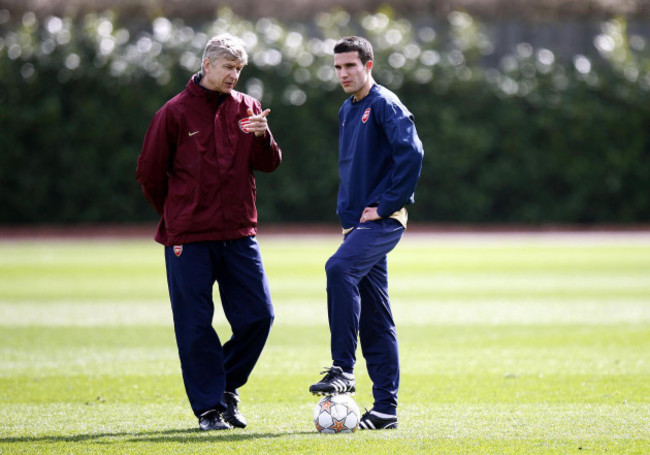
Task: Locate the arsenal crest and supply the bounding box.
[238,118,251,133]
[173,245,183,257]
[362,108,371,123]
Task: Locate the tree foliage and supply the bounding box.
[1,7,649,225]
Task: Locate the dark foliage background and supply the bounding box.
[1,4,649,225]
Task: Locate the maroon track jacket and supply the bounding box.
[136,76,282,246]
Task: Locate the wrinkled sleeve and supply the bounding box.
[376,100,424,218]
[136,106,175,216]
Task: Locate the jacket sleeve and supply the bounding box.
[136,106,175,216]
[248,101,282,173]
[376,100,424,218]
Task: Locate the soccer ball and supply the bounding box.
[313,393,360,434]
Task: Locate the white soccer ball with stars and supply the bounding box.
[313,393,360,433]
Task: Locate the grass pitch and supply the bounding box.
[0,230,648,454]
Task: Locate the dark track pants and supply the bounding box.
[325,218,404,416]
[165,237,274,417]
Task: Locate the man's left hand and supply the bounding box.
[360,207,381,223]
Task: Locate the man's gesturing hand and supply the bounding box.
[245,108,271,137]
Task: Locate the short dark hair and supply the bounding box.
[333,36,374,65]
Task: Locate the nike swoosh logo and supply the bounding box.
[188,131,199,136]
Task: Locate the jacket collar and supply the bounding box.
[187,73,231,103]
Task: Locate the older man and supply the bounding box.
[137,33,282,431]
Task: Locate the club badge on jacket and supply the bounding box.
[238,118,252,133]
[362,108,371,123]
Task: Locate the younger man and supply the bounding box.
[309,36,424,430]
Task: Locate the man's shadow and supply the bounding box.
[1,428,315,445]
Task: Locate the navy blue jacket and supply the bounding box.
[337,84,424,229]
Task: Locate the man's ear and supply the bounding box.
[366,61,373,71]
[202,58,211,73]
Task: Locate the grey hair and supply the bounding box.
[201,33,248,69]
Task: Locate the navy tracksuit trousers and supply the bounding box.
[164,237,274,418]
[326,218,404,416]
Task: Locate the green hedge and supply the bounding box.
[1,8,649,225]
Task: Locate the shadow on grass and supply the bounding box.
[1,428,315,444]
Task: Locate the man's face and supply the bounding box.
[202,56,244,94]
[334,51,372,95]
